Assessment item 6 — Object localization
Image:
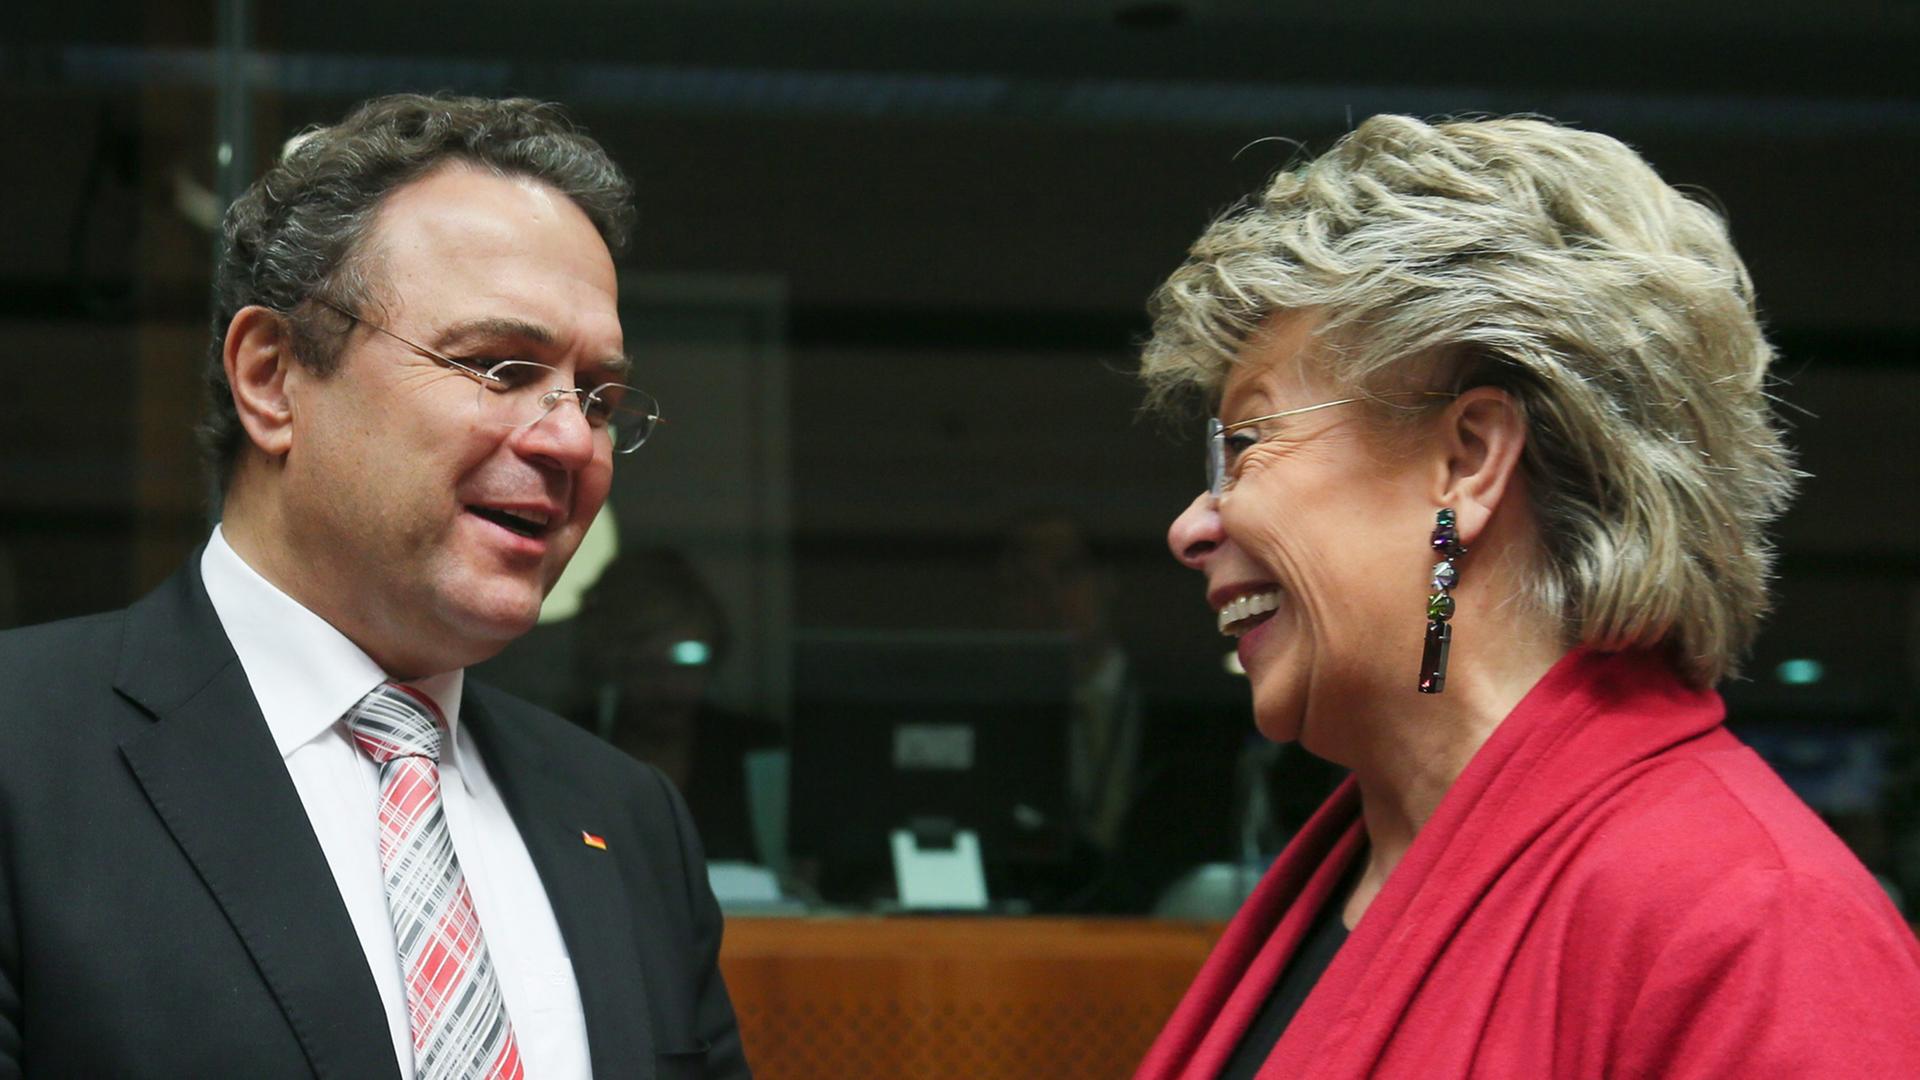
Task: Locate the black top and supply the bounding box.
[1215,862,1358,1080]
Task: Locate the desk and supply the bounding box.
[720,917,1221,1079]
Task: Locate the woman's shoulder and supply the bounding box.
[1530,737,1920,1069]
[1544,730,1908,955]
[1562,732,1880,897]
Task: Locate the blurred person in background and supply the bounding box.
[997,510,1145,857]
[993,510,1149,910]
[1134,114,1920,1078]
[574,547,781,864]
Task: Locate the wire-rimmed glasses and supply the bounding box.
[315,299,661,454]
[1207,392,1454,497]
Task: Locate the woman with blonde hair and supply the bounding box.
[1134,115,1920,1078]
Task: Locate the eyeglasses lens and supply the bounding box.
[594,387,662,454]
[1206,418,1225,497]
[476,361,660,454]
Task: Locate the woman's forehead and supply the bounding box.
[1220,326,1340,413]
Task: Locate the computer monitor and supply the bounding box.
[786,629,1077,903]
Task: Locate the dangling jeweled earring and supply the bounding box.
[1419,508,1464,693]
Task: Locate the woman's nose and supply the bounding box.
[1168,491,1223,570]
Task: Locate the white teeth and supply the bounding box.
[1216,589,1282,636]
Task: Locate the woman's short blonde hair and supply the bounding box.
[1141,115,1797,685]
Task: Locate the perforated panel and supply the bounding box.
[735,996,1183,1078]
[721,917,1219,1079]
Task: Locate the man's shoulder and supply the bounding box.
[0,608,148,796]
[463,679,674,798]
[461,680,705,869]
[463,678,602,749]
[1,558,219,700]
[0,608,130,698]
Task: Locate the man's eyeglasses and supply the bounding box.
[315,299,661,454]
[1207,392,1454,497]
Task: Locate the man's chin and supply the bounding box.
[427,589,545,660]
[471,601,544,643]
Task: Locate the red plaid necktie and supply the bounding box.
[348,682,525,1080]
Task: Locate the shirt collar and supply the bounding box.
[200,526,470,782]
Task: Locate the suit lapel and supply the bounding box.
[464,692,655,1075]
[115,560,400,1080]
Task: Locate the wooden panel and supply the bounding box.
[720,917,1221,1079]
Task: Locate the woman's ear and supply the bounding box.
[223,305,297,459]
[1431,386,1528,546]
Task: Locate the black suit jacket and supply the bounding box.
[0,558,748,1079]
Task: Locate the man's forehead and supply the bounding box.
[351,164,623,354]
[371,168,565,253]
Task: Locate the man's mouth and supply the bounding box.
[468,505,553,539]
[1217,588,1282,637]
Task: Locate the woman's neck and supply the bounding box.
[1339,628,1566,928]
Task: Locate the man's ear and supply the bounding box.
[223,305,297,459]
[1430,386,1528,546]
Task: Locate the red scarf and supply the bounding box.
[1137,649,1920,1078]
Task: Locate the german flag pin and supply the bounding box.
[581,830,608,851]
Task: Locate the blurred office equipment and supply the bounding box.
[787,630,1077,908]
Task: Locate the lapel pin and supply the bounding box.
[581,830,608,851]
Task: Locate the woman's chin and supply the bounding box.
[1241,614,1309,741]
[1252,705,1305,745]
[1248,663,1309,744]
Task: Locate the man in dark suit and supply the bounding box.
[0,94,748,1078]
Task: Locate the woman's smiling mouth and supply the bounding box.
[1217,588,1282,636]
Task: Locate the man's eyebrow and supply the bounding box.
[433,317,632,374]
[594,353,634,378]
[432,317,557,352]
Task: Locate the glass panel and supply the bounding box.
[3,3,1915,935]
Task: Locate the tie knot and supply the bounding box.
[346,682,444,764]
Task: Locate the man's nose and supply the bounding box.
[1168,491,1224,569]
[514,392,600,470]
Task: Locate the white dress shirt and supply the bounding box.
[200,527,591,1079]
